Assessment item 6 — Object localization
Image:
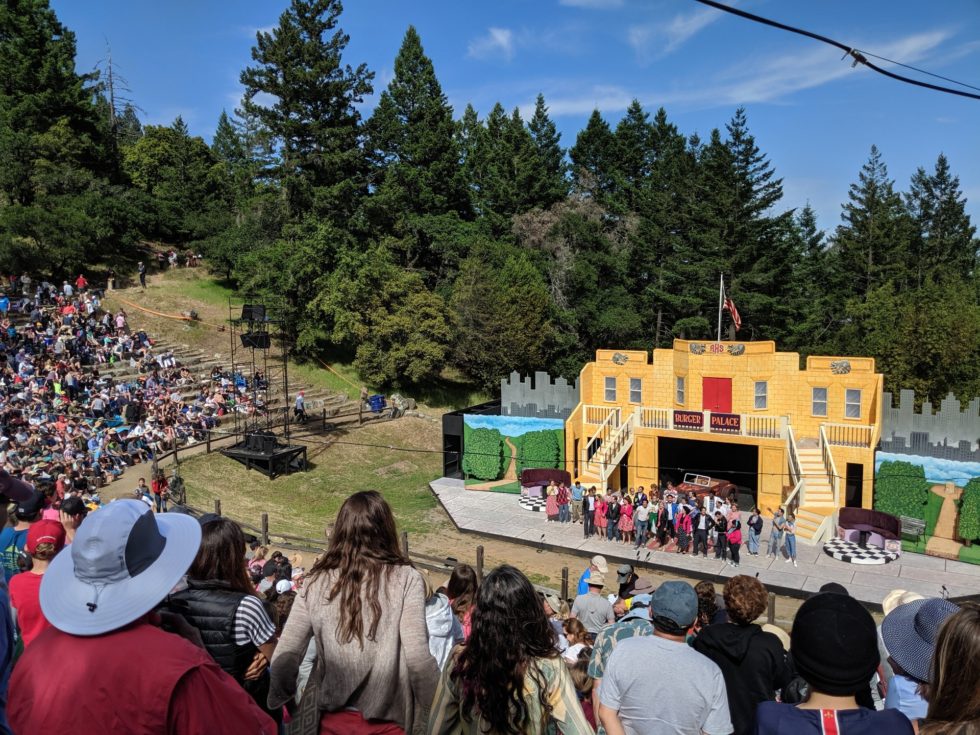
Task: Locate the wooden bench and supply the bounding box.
[900,516,926,541]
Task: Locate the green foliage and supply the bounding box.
[240,0,373,222]
[874,461,931,519]
[959,478,980,541]
[451,243,557,391]
[312,243,452,387]
[364,25,470,274]
[517,430,561,474]
[123,120,230,243]
[463,427,504,480]
[0,0,138,275]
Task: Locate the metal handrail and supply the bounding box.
[819,425,841,507]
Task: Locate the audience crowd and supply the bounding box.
[0,272,276,529]
[0,470,974,735]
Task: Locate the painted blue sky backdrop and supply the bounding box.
[876,452,980,485]
[464,415,564,438]
[55,0,980,231]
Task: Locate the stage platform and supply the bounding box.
[220,441,307,479]
[429,478,980,607]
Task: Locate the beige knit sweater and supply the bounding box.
[268,564,440,732]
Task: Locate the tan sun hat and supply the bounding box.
[761,623,791,651]
[882,589,925,617]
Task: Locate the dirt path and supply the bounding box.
[468,436,519,490]
[926,482,964,560]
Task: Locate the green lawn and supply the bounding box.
[179,418,444,541]
[924,491,943,536]
[959,544,980,565]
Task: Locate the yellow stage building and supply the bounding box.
[565,340,883,545]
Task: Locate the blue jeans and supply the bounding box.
[635,520,648,547]
[768,531,783,557]
[747,527,760,554]
[784,533,797,560]
[558,503,570,523]
[607,522,620,541]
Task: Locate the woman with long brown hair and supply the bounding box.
[428,564,592,735]
[167,517,279,722]
[269,490,439,735]
[446,563,478,640]
[920,603,980,734]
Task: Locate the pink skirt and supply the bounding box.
[619,514,634,532]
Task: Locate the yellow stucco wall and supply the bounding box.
[566,340,883,511]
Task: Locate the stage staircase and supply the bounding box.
[787,427,840,545]
[579,409,635,488]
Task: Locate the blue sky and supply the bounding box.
[55,0,980,231]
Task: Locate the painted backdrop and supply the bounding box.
[462,415,565,491]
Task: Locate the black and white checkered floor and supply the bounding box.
[823,538,899,565]
[518,496,547,512]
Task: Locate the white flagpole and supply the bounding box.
[717,273,724,341]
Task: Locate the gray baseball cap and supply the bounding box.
[651,580,698,628]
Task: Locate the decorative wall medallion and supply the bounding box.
[727,344,745,356]
[831,360,851,375]
[612,352,629,365]
[690,343,706,355]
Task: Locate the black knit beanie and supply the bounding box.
[791,592,880,696]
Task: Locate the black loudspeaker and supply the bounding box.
[260,435,277,454]
[240,332,271,350]
[241,304,266,322]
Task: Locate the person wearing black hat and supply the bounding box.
[756,593,914,734]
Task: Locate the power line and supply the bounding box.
[202,426,966,484]
[690,0,980,101]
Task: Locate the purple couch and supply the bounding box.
[838,507,901,549]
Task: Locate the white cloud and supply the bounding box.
[518,29,956,116]
[708,29,952,105]
[628,3,732,61]
[559,0,624,8]
[467,27,516,62]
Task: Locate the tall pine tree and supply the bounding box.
[364,26,470,274]
[906,153,977,286]
[569,109,617,205]
[240,0,373,222]
[526,94,568,209]
[833,145,914,299]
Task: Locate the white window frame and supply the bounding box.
[812,387,828,417]
[629,377,642,404]
[604,376,617,402]
[754,381,768,410]
[845,388,862,419]
[675,376,685,405]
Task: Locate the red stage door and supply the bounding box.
[702,377,732,413]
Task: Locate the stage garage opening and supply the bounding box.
[658,436,758,502]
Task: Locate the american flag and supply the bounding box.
[724,294,742,332]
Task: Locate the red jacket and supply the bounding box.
[9,622,276,734]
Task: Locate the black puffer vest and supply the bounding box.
[168,578,256,681]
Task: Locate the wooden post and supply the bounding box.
[476,546,484,583]
[261,513,269,546]
[214,499,222,517]
[561,567,569,602]
[206,431,211,453]
[401,531,409,559]
[767,592,776,624]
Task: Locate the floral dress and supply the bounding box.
[595,499,607,531]
[545,485,559,520]
[618,502,634,533]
